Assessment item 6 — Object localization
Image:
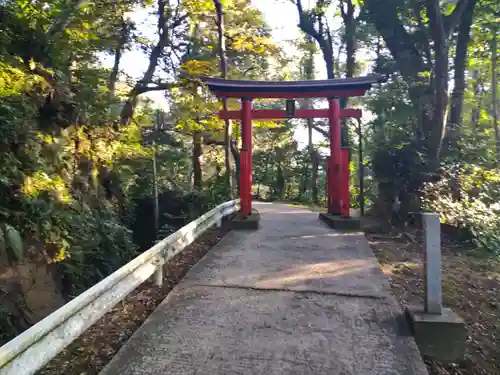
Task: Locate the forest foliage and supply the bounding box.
[0,0,498,345]
[0,0,286,342]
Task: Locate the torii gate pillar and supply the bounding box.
[240,98,253,216]
[328,98,342,215]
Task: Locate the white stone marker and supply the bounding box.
[422,213,442,315]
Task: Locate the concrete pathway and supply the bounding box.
[101,203,428,375]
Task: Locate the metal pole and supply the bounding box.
[153,111,160,237]
[326,156,332,213]
[328,98,341,215]
[357,119,364,216]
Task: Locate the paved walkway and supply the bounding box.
[101,203,428,375]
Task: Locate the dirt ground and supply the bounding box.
[37,226,229,375]
[33,215,500,375]
[367,226,500,375]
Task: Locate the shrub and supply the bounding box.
[422,164,500,255]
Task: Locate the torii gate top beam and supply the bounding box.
[199,74,385,99]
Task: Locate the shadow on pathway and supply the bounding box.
[100,203,428,375]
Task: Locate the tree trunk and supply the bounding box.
[295,0,335,79]
[372,180,396,230]
[299,164,308,199]
[425,0,449,167]
[366,0,472,170]
[120,0,178,125]
[231,139,240,191]
[311,151,319,203]
[340,0,357,146]
[306,117,315,199]
[277,164,285,200]
[108,18,128,97]
[213,0,233,197]
[301,36,318,200]
[446,0,477,159]
[192,131,202,189]
[471,69,482,133]
[492,26,499,165]
[322,47,335,79]
[341,0,356,80]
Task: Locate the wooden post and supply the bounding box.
[422,213,442,315]
[328,98,341,215]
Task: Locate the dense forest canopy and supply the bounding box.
[0,0,498,346]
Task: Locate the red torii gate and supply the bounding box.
[201,75,385,219]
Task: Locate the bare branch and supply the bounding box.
[134,82,177,94]
[121,0,187,125]
[313,124,328,138]
[294,0,335,78]
[108,17,129,96]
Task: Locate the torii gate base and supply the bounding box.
[319,147,361,230]
[200,75,385,230]
[230,208,260,230]
[318,211,361,231]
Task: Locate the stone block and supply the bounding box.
[318,213,361,231]
[230,209,260,230]
[405,306,467,362]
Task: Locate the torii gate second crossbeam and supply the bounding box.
[200,75,385,220]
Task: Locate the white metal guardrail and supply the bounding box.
[0,199,240,375]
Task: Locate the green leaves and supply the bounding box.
[1,224,24,262]
[422,164,500,256]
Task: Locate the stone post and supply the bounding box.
[405,212,466,362]
[422,213,442,314]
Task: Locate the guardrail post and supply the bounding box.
[154,264,163,287]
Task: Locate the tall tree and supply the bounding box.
[300,38,320,202]
[293,0,336,78]
[492,24,499,164]
[364,0,475,170]
[108,16,131,98]
[445,0,477,158]
[339,0,356,79]
[176,0,280,189]
[213,0,233,196]
[120,0,186,125]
